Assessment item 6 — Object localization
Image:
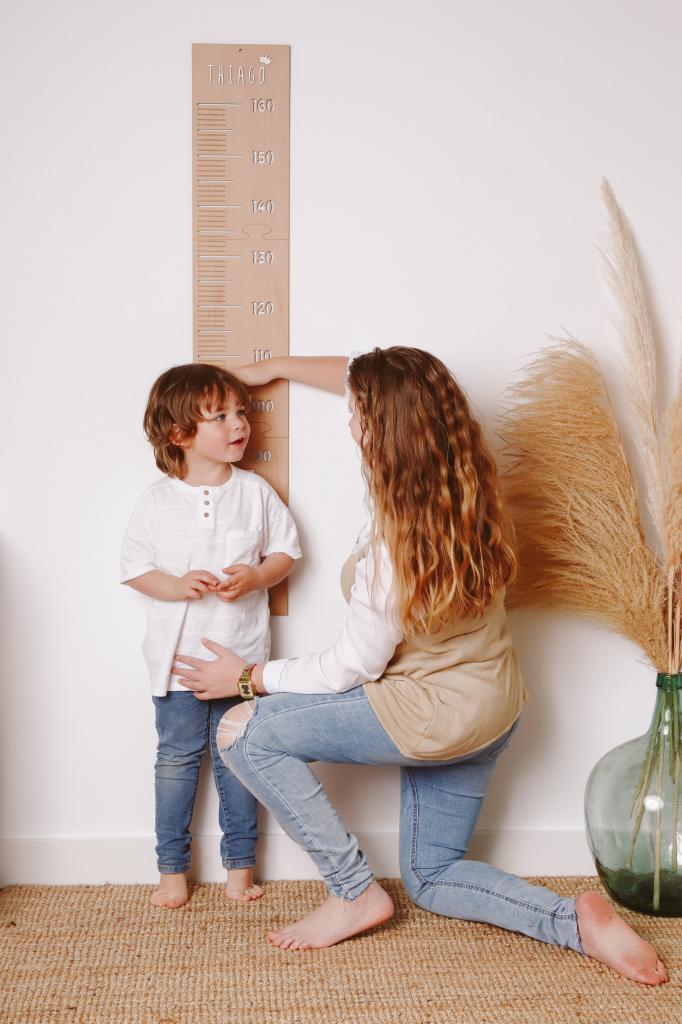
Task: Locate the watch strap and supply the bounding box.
[237,664,256,700]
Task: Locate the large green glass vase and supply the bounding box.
[584,672,682,916]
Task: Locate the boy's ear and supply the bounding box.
[170,424,190,448]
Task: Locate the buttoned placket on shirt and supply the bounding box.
[201,487,211,521]
[194,480,230,525]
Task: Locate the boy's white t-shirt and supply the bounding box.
[121,466,302,696]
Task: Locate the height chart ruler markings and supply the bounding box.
[193,43,291,614]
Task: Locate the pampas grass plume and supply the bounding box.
[501,340,668,671]
[599,179,666,547]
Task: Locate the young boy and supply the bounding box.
[121,363,301,908]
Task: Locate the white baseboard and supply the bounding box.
[0,830,595,885]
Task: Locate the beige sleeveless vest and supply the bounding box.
[341,548,527,761]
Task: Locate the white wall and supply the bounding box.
[1,0,680,884]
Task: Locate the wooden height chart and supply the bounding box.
[192,44,291,613]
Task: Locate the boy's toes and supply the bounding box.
[226,885,264,902]
[225,889,250,902]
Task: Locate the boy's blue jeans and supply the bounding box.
[219,688,585,954]
[153,691,258,873]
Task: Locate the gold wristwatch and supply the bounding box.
[237,663,257,700]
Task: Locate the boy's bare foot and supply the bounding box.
[150,872,189,909]
[575,891,668,985]
[225,867,264,903]
[268,880,394,950]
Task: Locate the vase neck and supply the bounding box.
[650,675,682,737]
[656,672,682,692]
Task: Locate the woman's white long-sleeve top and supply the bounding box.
[262,527,402,695]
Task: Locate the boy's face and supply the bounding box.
[187,391,251,466]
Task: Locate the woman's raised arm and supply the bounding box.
[233,356,348,395]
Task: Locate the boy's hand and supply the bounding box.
[174,570,221,600]
[216,563,261,602]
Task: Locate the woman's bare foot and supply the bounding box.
[150,872,189,909]
[575,891,668,985]
[268,880,394,950]
[225,867,264,903]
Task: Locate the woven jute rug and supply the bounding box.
[1,877,681,1024]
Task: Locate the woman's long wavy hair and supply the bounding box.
[348,347,516,634]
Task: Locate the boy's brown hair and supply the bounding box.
[143,363,250,479]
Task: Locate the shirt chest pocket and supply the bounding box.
[221,528,261,567]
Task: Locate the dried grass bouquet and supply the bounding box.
[500,181,681,909]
